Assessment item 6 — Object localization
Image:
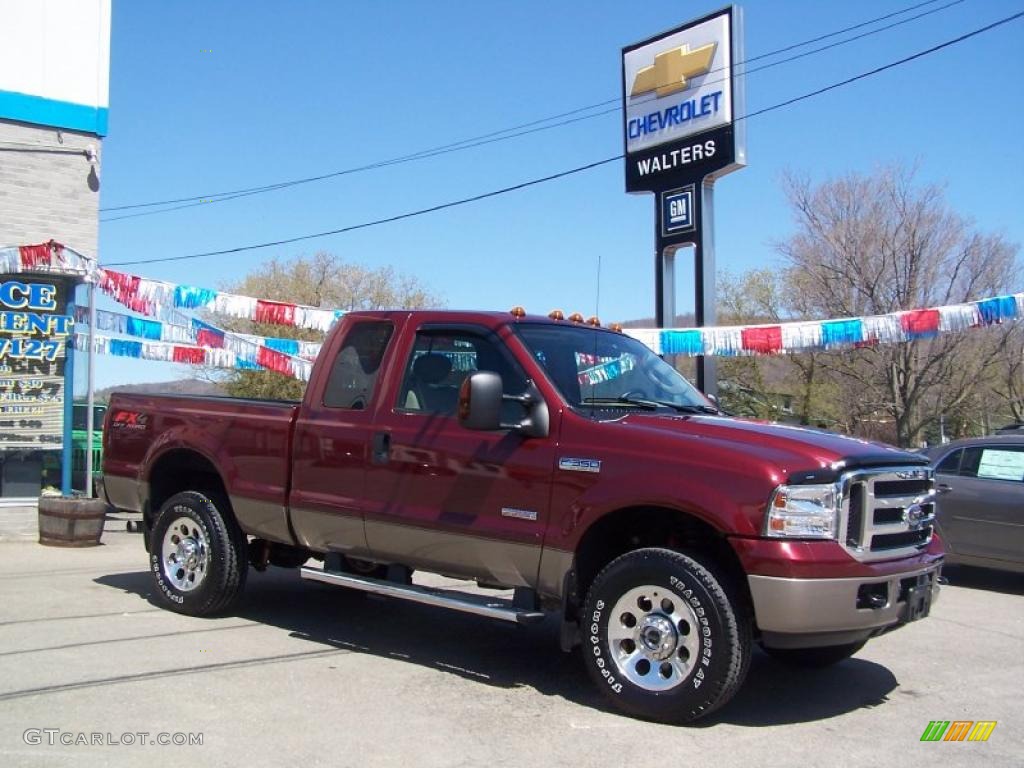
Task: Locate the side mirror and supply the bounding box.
[458,371,503,431]
[458,372,549,438]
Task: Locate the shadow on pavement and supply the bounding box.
[95,567,898,727]
[940,564,1024,596]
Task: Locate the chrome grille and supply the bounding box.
[839,467,935,562]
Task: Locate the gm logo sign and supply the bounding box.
[661,185,695,235]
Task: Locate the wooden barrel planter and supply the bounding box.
[37,496,107,547]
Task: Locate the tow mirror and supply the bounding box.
[458,372,549,438]
[458,371,503,431]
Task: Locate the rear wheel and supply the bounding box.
[581,548,751,724]
[149,491,248,616]
[761,640,867,668]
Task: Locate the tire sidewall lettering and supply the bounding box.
[588,556,724,704]
[151,499,214,609]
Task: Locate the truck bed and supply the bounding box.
[103,392,300,537]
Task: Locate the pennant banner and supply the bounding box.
[77,307,323,359]
[626,293,1024,356]
[0,241,95,276]
[73,333,313,381]
[5,242,1023,368]
[95,267,345,331]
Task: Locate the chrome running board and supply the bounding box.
[299,566,545,625]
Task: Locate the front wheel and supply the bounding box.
[761,640,867,668]
[581,548,751,724]
[149,491,248,616]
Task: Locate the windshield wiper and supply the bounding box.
[580,396,660,410]
[665,403,722,415]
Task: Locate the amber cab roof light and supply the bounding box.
[510,306,526,319]
[548,309,564,321]
[568,312,584,323]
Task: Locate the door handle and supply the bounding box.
[936,483,953,495]
[371,432,391,465]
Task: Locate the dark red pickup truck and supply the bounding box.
[104,309,942,723]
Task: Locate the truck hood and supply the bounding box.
[615,412,926,483]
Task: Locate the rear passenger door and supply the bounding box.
[936,444,1024,563]
[289,317,401,555]
[363,324,555,588]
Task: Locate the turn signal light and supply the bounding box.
[548,309,564,320]
[510,306,526,319]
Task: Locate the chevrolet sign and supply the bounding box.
[624,13,733,154]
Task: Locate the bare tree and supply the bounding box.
[775,164,1019,446]
[989,324,1024,424]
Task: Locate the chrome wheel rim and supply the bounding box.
[161,516,209,592]
[607,584,701,691]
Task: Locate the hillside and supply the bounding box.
[95,378,226,402]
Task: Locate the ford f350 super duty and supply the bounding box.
[103,309,942,723]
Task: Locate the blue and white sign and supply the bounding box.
[623,12,733,154]
[661,186,695,235]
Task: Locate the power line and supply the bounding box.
[105,157,622,265]
[104,9,1023,268]
[99,0,956,218]
[99,107,621,222]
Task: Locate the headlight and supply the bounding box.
[766,483,840,539]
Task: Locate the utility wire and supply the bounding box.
[100,0,956,217]
[104,9,1023,267]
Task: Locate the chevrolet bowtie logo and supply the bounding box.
[631,43,716,99]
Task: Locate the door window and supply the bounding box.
[935,449,962,475]
[323,321,394,410]
[396,329,528,420]
[960,446,1024,482]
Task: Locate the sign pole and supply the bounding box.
[623,6,745,397]
[694,181,717,396]
[60,298,75,496]
[85,279,96,497]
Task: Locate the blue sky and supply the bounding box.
[88,0,1024,390]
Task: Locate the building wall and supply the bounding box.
[0,120,101,256]
[0,0,111,137]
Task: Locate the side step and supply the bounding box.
[299,566,546,625]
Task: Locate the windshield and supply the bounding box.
[515,323,711,411]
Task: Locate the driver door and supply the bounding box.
[363,324,556,588]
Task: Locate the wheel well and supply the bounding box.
[146,449,231,527]
[572,506,752,618]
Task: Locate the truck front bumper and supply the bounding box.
[748,563,942,648]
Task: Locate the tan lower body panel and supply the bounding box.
[537,547,574,601]
[290,506,372,559]
[365,520,544,590]
[229,495,294,545]
[104,475,145,513]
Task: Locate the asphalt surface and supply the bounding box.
[0,528,1021,767]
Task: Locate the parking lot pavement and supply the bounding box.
[0,531,1020,768]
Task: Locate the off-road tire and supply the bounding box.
[582,548,751,724]
[761,640,867,668]
[149,491,248,616]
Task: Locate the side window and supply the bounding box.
[975,446,1024,482]
[959,447,983,478]
[397,329,528,419]
[935,449,962,475]
[323,321,394,410]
